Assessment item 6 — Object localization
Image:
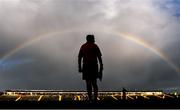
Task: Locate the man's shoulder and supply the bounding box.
[81,43,99,48]
[93,43,99,48]
[81,43,87,48]
[93,43,98,46]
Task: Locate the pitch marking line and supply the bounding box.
[142,95,150,99]
[155,95,164,99]
[165,94,174,98]
[38,95,43,101]
[15,96,21,101]
[127,95,134,100]
[97,97,100,100]
[111,95,118,100]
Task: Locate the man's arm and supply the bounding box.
[78,47,83,73]
[97,55,103,81]
[96,45,103,71]
[98,56,103,71]
[78,56,82,73]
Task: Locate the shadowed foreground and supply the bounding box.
[0,90,180,109]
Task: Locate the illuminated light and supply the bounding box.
[6,92,13,96]
[97,97,100,101]
[127,95,134,100]
[174,92,179,98]
[144,92,154,96]
[165,94,174,98]
[143,92,163,96]
[163,95,165,99]
[174,92,177,96]
[0,27,179,75]
[77,95,81,101]
[15,96,21,101]
[142,95,150,99]
[111,95,118,100]
[127,92,136,96]
[74,95,81,101]
[155,95,163,99]
[73,95,81,101]
[136,96,138,99]
[59,95,62,101]
[38,95,43,101]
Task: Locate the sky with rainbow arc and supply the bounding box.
[0,0,180,91]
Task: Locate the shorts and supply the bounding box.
[82,63,98,80]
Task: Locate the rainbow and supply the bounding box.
[0,28,179,74]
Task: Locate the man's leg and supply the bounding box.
[92,79,98,101]
[86,80,92,101]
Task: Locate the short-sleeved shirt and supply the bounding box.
[78,42,102,80]
[78,42,102,65]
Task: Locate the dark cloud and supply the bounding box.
[0,0,180,91]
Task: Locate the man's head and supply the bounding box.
[86,34,95,43]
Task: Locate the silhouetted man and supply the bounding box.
[78,35,103,101]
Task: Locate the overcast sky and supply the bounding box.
[0,0,180,91]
